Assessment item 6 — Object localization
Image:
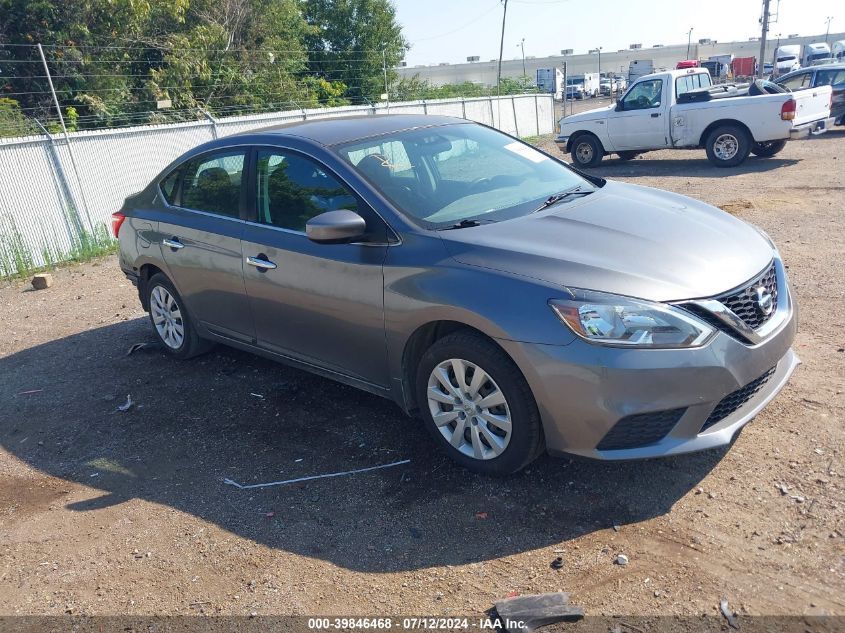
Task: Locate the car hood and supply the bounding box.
[559,105,613,126]
[439,181,774,302]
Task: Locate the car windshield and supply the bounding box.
[336,123,594,229]
[566,77,583,85]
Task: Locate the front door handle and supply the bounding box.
[651,112,660,117]
[162,237,184,250]
[246,255,277,270]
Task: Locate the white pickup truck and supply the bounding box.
[555,68,834,168]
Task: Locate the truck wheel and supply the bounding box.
[570,135,604,167]
[616,151,640,161]
[751,139,787,157]
[705,125,751,167]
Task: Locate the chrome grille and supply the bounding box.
[717,262,778,330]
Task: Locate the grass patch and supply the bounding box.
[0,218,117,282]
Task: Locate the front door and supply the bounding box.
[158,150,254,343]
[241,148,390,387]
[607,78,669,150]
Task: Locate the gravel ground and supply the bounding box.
[0,130,843,621]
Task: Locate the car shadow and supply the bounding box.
[590,155,800,178]
[1,319,726,572]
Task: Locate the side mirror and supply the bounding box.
[615,101,624,111]
[306,209,366,244]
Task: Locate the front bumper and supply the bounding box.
[554,135,570,152]
[790,116,835,139]
[498,265,798,460]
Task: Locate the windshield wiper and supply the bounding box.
[533,186,593,212]
[438,218,494,230]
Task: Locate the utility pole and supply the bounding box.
[824,17,833,46]
[517,38,526,80]
[496,0,509,97]
[687,27,694,60]
[597,47,602,76]
[758,0,770,78]
[382,49,389,112]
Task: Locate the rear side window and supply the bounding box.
[181,152,245,218]
[815,69,845,87]
[675,72,712,96]
[160,168,181,205]
[779,72,811,91]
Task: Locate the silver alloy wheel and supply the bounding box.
[150,285,185,350]
[426,358,512,460]
[575,142,594,164]
[713,133,739,160]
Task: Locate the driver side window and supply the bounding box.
[622,79,663,110]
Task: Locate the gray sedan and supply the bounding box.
[113,115,798,474]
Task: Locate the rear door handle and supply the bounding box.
[651,113,660,118]
[246,255,277,270]
[162,237,184,250]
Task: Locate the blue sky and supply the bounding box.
[393,0,843,65]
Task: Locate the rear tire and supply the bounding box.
[616,151,640,161]
[146,273,212,359]
[570,134,604,168]
[704,125,751,167]
[751,139,787,157]
[415,331,543,475]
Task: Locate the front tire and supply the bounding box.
[146,273,212,359]
[415,331,543,475]
[751,139,787,157]
[705,125,751,167]
[570,134,604,167]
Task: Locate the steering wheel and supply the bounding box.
[749,79,788,95]
[467,177,494,192]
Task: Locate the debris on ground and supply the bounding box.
[223,459,411,489]
[126,342,150,356]
[31,273,54,290]
[475,511,489,520]
[614,554,629,566]
[16,389,43,395]
[493,591,583,633]
[116,395,134,412]
[550,556,564,570]
[719,598,740,629]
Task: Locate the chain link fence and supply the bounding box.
[0,93,554,279]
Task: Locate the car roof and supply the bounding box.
[776,64,845,81]
[236,114,468,146]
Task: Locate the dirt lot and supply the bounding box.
[1,130,844,621]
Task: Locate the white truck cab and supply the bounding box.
[555,68,833,168]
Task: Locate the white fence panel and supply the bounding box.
[0,94,553,276]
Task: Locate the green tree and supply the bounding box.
[303,0,407,103]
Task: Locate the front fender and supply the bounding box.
[382,234,576,393]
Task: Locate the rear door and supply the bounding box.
[607,77,669,150]
[158,150,254,343]
[241,147,391,387]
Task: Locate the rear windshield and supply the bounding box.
[675,72,712,96]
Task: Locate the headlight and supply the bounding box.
[549,289,714,348]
